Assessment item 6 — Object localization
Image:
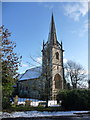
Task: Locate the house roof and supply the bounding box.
[18,66,42,81]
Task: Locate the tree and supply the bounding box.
[29,54,56,108]
[0,25,21,109]
[64,60,87,89]
[29,55,51,107]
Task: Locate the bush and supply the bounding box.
[57,89,90,110]
[2,82,13,109]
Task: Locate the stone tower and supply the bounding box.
[42,14,64,100]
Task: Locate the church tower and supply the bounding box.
[42,14,64,100]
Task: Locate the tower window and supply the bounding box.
[57,66,59,70]
[56,52,59,60]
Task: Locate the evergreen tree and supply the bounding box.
[0,25,21,109]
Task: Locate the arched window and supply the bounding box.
[54,74,62,89]
[56,52,59,60]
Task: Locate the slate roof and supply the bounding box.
[18,66,42,81]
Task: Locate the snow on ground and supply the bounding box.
[16,98,58,107]
[0,111,89,119]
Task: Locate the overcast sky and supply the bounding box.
[2,2,88,74]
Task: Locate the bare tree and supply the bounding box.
[29,53,56,107]
[64,60,87,89]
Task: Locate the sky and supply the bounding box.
[2,2,88,74]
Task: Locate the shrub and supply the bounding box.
[57,89,90,110]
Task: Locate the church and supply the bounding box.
[18,14,65,100]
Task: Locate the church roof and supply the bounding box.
[18,66,42,81]
[18,74,23,79]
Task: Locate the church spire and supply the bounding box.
[51,13,55,33]
[48,13,57,45]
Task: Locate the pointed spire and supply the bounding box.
[43,40,45,50]
[48,13,57,45]
[51,13,55,33]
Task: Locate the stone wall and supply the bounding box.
[18,78,43,99]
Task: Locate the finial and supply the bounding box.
[61,40,63,49]
[43,40,45,49]
[51,12,54,22]
[61,40,62,45]
[43,39,44,44]
[52,12,53,17]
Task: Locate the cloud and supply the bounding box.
[36,57,42,64]
[79,20,88,37]
[21,63,29,67]
[71,20,88,37]
[64,2,88,21]
[63,58,68,63]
